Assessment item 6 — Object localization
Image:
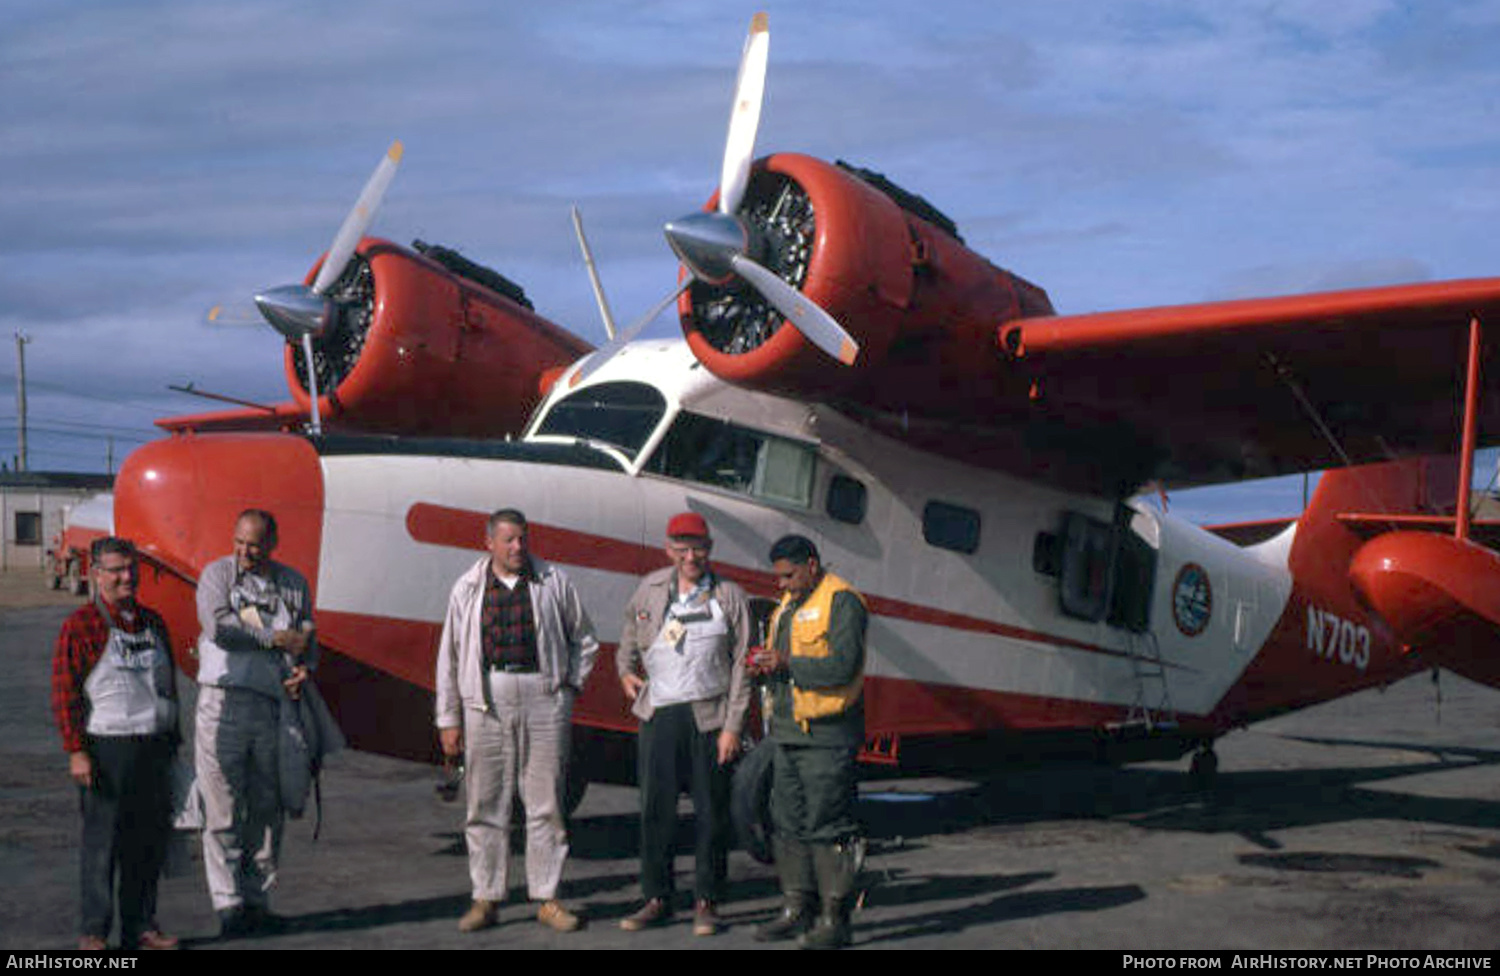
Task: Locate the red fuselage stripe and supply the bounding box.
[405,502,1181,668]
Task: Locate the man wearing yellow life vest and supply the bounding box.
[752,534,868,950]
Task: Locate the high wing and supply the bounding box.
[1003,277,1500,491]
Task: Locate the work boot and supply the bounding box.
[537,899,581,933]
[798,838,863,950]
[692,899,720,937]
[619,897,671,931]
[755,835,815,942]
[457,899,499,933]
[130,930,180,951]
[799,897,852,950]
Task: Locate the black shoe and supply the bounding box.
[244,905,287,935]
[218,909,251,940]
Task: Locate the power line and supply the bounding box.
[0,424,153,445]
[0,375,198,417]
[0,415,158,438]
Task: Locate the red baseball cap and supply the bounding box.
[666,512,710,540]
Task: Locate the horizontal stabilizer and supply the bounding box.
[1350,531,1500,687]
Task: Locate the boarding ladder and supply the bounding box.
[1122,630,1177,733]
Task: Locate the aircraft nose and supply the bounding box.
[116,432,325,583]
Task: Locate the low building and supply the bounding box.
[0,472,113,571]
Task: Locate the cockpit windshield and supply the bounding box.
[645,410,816,507]
[533,381,667,459]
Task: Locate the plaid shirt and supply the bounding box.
[480,562,539,670]
[51,601,173,753]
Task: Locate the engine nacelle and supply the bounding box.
[679,154,1054,421]
[285,238,593,437]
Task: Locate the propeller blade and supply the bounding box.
[730,254,859,365]
[204,301,264,326]
[718,12,769,216]
[573,279,693,386]
[312,140,404,295]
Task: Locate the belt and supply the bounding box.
[486,661,539,674]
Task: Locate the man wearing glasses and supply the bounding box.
[616,513,752,936]
[52,537,180,950]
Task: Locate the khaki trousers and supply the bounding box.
[196,685,281,913]
[463,672,572,902]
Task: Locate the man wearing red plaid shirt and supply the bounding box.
[51,536,180,951]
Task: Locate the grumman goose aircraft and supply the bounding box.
[116,13,1500,822]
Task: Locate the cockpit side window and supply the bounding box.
[534,382,667,459]
[645,411,815,507]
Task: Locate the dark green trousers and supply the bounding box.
[770,740,859,844]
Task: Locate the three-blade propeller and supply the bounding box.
[578,12,858,385]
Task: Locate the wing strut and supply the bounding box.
[1266,352,1410,527]
[1456,316,1483,542]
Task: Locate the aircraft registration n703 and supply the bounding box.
[114,13,1500,817]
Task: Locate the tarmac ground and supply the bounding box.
[4,567,1500,950]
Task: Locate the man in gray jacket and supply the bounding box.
[195,509,313,938]
[616,512,752,937]
[435,508,599,934]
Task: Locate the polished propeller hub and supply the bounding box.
[664,211,749,285]
[254,284,332,342]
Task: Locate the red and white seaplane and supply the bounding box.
[116,15,1500,818]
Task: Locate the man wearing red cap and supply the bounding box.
[616,512,752,936]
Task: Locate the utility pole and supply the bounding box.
[107,437,114,476]
[14,331,30,473]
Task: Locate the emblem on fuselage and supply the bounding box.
[1172,562,1212,637]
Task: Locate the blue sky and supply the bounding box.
[2,0,1498,521]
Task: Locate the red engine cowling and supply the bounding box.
[284,238,593,437]
[679,154,1054,421]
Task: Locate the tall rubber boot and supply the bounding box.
[799,839,861,950]
[755,835,815,942]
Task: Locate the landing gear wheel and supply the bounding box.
[731,739,776,864]
[1188,745,1219,791]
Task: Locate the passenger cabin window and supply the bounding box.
[923,501,980,554]
[534,382,666,460]
[645,411,815,507]
[826,474,867,525]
